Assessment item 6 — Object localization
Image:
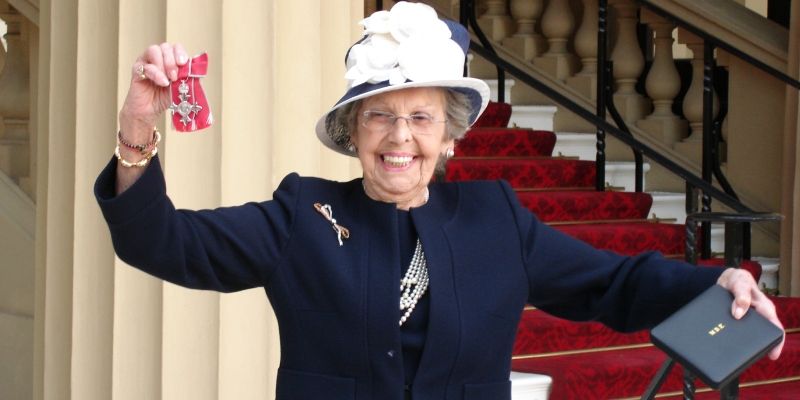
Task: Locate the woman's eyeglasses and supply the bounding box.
[361,110,447,134]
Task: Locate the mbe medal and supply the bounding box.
[169,52,213,132]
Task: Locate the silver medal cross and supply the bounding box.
[169,80,203,126]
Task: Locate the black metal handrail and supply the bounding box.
[635,0,800,259]
[597,0,645,193]
[461,0,505,103]
[595,0,609,191]
[685,212,782,266]
[603,61,645,193]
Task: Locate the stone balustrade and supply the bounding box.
[459,0,742,188]
[452,0,791,257]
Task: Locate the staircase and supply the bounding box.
[446,103,800,398]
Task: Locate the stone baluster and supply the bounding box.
[566,0,599,99]
[469,0,514,79]
[533,0,580,80]
[477,0,516,41]
[674,29,719,164]
[502,0,546,62]
[636,9,688,146]
[0,7,31,197]
[609,0,651,122]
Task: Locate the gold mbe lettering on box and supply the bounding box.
[708,323,726,336]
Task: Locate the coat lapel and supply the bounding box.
[409,183,460,397]
[354,180,406,399]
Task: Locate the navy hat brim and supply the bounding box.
[316,77,490,157]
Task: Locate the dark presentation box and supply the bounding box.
[650,285,784,389]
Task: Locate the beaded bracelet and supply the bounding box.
[118,128,161,155]
[115,127,161,168]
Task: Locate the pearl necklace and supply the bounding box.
[360,180,430,326]
[399,239,429,326]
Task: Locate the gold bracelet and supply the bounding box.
[114,126,161,168]
[115,144,158,168]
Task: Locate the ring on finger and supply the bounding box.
[136,64,146,80]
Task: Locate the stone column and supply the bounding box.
[636,9,688,146]
[33,1,364,399]
[533,0,580,81]
[107,4,165,399]
[502,0,546,62]
[566,0,599,99]
[609,0,651,123]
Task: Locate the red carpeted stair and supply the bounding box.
[454,127,556,157]
[516,191,652,223]
[448,102,800,399]
[447,158,596,189]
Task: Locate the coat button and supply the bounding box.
[387,350,395,358]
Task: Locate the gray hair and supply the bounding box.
[327,88,475,152]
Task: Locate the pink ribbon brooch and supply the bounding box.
[314,203,350,246]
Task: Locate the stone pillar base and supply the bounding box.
[18,176,33,199]
[604,135,639,162]
[565,72,597,100]
[0,138,29,179]
[612,93,652,123]
[674,139,702,165]
[532,53,579,81]
[469,56,500,80]
[553,107,597,133]
[644,162,687,192]
[510,83,556,106]
[636,116,689,146]
[501,34,547,62]
[477,15,515,42]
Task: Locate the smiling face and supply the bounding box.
[350,87,454,209]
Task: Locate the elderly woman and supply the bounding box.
[96,2,782,399]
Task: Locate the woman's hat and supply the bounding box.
[315,1,491,157]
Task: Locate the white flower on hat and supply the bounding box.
[345,2,464,89]
[397,36,465,82]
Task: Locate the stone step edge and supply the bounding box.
[510,371,552,400]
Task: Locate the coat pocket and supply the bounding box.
[463,380,512,400]
[276,368,356,400]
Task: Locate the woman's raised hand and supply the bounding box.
[119,43,189,140]
[114,43,188,194]
[717,267,785,360]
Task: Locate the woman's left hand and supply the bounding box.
[716,267,784,360]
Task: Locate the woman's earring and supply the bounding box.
[446,147,455,159]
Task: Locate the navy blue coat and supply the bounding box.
[95,156,722,400]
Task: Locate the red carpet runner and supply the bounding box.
[448,103,800,399]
